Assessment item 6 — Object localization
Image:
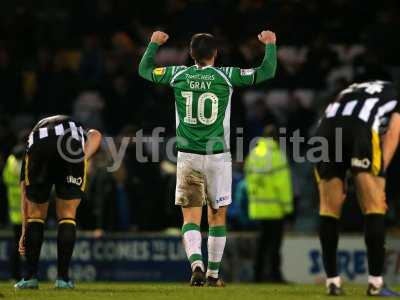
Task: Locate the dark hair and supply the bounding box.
[263,124,278,140]
[190,33,217,65]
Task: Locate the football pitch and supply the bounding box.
[0,282,393,300]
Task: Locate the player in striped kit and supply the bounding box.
[15,115,102,290]
[315,81,400,296]
[139,30,277,286]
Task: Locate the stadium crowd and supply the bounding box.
[1,0,400,232]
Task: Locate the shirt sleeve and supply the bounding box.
[224,43,277,87]
[138,42,181,85]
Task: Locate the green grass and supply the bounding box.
[0,282,394,300]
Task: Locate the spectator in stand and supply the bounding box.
[79,33,104,88]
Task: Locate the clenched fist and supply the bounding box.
[150,31,169,46]
[258,30,276,45]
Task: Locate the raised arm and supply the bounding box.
[228,30,277,87]
[254,30,277,84]
[138,31,172,83]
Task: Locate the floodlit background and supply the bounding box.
[0,0,400,283]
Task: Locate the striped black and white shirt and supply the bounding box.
[323,81,399,133]
[27,115,86,148]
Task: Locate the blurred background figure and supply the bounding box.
[244,125,293,283]
[2,144,25,281]
[88,157,131,232]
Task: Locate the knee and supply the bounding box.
[27,203,47,219]
[57,206,77,220]
[182,207,202,225]
[27,210,46,219]
[319,198,344,218]
[56,200,80,219]
[362,197,387,215]
[208,209,226,226]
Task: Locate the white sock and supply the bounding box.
[182,223,204,272]
[207,226,227,279]
[326,276,341,288]
[368,275,383,288]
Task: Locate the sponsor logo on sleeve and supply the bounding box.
[240,68,255,76]
[153,67,166,76]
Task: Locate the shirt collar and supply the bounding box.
[195,64,213,69]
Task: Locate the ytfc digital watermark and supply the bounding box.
[57,127,343,172]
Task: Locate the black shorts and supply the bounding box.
[314,117,383,181]
[21,136,87,203]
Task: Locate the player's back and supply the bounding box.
[316,80,398,178]
[31,115,80,132]
[138,32,277,154]
[171,65,233,154]
[322,81,398,134]
[27,114,86,154]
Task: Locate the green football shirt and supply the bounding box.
[139,42,277,154]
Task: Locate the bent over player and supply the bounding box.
[315,81,400,296]
[139,30,277,286]
[15,115,102,289]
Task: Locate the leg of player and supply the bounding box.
[181,206,205,286]
[206,205,227,287]
[318,177,346,296]
[54,198,81,289]
[354,173,400,297]
[14,200,48,289]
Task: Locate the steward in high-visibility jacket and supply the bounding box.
[3,153,22,225]
[244,137,293,220]
[3,145,24,281]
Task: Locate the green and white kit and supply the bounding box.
[139,42,277,208]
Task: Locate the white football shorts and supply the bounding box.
[175,151,232,209]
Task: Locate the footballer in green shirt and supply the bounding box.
[139,30,277,286]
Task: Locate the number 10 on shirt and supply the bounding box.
[182,91,219,125]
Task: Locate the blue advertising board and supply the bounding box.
[0,233,190,281]
[1,233,399,283]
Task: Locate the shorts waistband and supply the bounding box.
[177,148,230,155]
